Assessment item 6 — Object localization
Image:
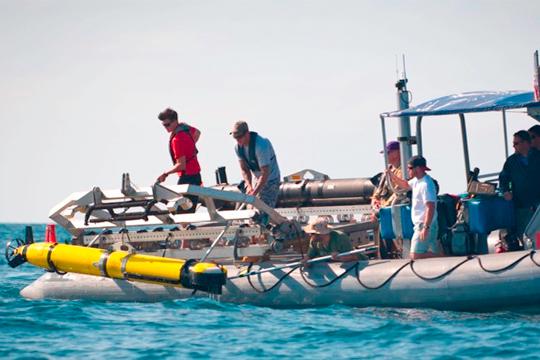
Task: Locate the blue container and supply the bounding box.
[379,207,395,240]
[465,197,515,234]
[379,204,414,240]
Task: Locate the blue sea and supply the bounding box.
[1,223,540,359]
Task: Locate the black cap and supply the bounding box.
[408,155,431,171]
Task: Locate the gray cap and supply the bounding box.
[230,121,249,136]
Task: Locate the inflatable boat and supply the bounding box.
[18,249,540,311]
[6,52,540,311]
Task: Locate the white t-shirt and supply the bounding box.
[408,174,438,225]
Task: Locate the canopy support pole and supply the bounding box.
[502,110,509,159]
[459,113,471,182]
[380,115,389,168]
[416,116,423,156]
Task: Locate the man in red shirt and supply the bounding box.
[156,108,202,211]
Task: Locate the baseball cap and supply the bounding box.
[379,141,400,154]
[408,155,431,171]
[230,121,249,136]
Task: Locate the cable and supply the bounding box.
[246,263,300,294]
[355,260,411,290]
[409,256,473,281]
[299,262,357,288]
[476,251,534,273]
[530,251,540,267]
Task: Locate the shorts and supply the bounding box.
[411,222,439,254]
[177,173,202,213]
[259,179,280,207]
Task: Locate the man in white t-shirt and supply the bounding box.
[388,155,440,259]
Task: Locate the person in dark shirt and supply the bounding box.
[303,217,362,263]
[529,125,540,151]
[499,130,539,247]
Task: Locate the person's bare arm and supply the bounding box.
[239,160,253,193]
[192,128,201,143]
[157,156,186,183]
[251,166,270,195]
[420,201,435,241]
[387,170,410,191]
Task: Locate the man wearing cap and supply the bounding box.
[303,217,361,263]
[388,155,440,259]
[230,121,281,207]
[156,107,202,211]
[371,141,403,212]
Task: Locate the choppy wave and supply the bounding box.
[1,224,539,359]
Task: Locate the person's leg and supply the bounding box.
[258,179,280,208]
[177,173,202,213]
[515,207,534,242]
[410,226,426,259]
[411,223,440,259]
[256,179,280,226]
[426,221,443,256]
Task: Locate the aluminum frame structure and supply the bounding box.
[50,176,288,237]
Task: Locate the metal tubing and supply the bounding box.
[459,113,471,183]
[397,85,412,176]
[200,222,231,262]
[416,116,423,157]
[502,110,509,159]
[276,178,375,207]
[380,115,389,168]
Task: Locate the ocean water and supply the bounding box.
[1,223,540,359]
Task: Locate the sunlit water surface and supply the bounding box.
[1,224,539,359]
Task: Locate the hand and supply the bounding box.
[503,192,513,201]
[419,227,428,241]
[301,258,311,268]
[371,198,381,210]
[245,183,254,194]
[247,187,257,196]
[157,173,168,183]
[331,252,339,261]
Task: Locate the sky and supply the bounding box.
[1,0,539,223]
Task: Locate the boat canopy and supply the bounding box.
[382,90,537,117]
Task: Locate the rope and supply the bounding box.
[355,261,412,290]
[530,251,540,267]
[476,251,534,273]
[298,263,358,288]
[246,262,299,294]
[161,232,173,257]
[242,250,540,293]
[46,243,67,275]
[409,256,473,281]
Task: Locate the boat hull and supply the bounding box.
[21,250,540,311]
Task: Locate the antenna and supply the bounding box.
[402,54,407,80]
[395,54,399,81]
[534,50,539,101]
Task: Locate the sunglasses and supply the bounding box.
[162,121,173,128]
[512,141,522,146]
[407,166,414,170]
[232,131,246,140]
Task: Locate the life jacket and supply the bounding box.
[169,123,198,165]
[236,131,260,172]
